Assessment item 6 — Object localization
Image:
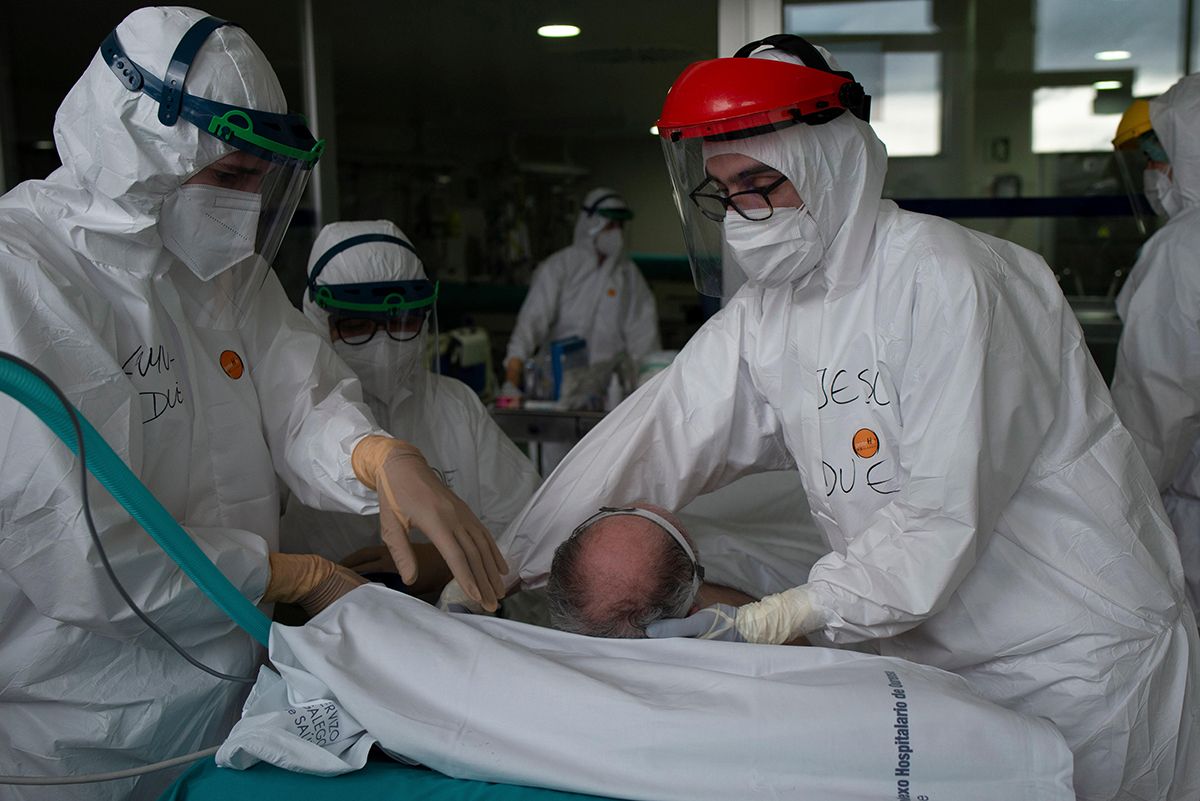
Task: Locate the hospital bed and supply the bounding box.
[161,757,604,800]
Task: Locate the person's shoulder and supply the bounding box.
[428,373,488,417]
[882,208,1048,306]
[536,245,583,273]
[1139,208,1200,278]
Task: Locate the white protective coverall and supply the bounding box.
[497,79,1200,800]
[282,221,540,560]
[1111,72,1200,613]
[0,9,386,799]
[505,188,661,369]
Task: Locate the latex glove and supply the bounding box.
[352,435,507,611]
[646,587,820,645]
[264,552,368,616]
[436,577,488,615]
[341,542,453,595]
[645,604,744,641]
[340,544,396,575]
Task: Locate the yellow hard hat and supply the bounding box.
[1113,98,1152,149]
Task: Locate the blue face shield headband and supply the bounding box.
[100,16,324,168]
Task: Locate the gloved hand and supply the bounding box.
[645,604,744,641]
[352,435,507,612]
[264,552,368,616]
[341,542,453,596]
[436,577,490,615]
[646,587,820,645]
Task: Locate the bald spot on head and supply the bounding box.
[574,515,677,626]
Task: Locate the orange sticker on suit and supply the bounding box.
[220,350,245,380]
[852,428,879,459]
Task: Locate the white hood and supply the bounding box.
[572,187,629,248]
[302,219,428,333]
[706,48,888,299]
[47,6,286,271]
[1150,72,1200,213]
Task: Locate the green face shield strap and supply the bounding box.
[100,16,324,168]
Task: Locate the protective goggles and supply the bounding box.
[582,193,634,222]
[572,507,704,613]
[101,17,324,167]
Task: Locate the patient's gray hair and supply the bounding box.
[545,505,699,638]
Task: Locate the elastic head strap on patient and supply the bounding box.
[571,506,705,608]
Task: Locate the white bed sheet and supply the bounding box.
[218,586,1073,801]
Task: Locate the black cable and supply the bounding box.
[0,352,256,684]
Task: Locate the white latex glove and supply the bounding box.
[646,586,820,644]
[352,435,507,611]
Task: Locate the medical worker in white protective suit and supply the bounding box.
[281,220,540,582]
[0,9,506,799]
[503,188,661,389]
[1110,74,1200,614]
[469,36,1200,800]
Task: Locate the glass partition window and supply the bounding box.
[1033,0,1187,153]
[784,1,942,156]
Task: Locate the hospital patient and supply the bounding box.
[545,504,757,637]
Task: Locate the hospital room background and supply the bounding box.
[1,1,1199,799]
[5,0,1197,385]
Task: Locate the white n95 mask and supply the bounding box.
[724,206,825,288]
[333,336,421,404]
[595,227,624,257]
[1143,168,1183,219]
[159,185,262,280]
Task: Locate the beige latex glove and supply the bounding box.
[352,435,507,611]
[264,552,368,616]
[341,542,453,596]
[504,356,524,388]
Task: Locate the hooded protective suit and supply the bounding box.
[505,188,661,368]
[283,221,540,562]
[496,54,1200,801]
[1111,72,1200,614]
[0,9,385,799]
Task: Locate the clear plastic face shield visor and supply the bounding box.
[656,41,871,297]
[101,17,324,326]
[660,124,809,297]
[1114,131,1170,237]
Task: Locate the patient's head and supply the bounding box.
[545,503,703,638]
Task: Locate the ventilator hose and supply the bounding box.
[0,354,271,646]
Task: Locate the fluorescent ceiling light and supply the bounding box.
[649,125,659,135]
[1094,50,1131,61]
[538,24,580,38]
[1093,80,1123,90]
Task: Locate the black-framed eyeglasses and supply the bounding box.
[333,313,427,346]
[689,173,791,222]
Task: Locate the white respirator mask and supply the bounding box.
[595,227,624,257]
[333,336,422,404]
[159,185,262,281]
[1143,167,1183,219]
[724,206,825,288]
